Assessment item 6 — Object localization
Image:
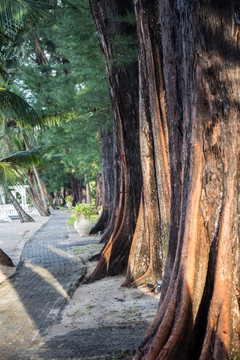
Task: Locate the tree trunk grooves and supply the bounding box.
[86,0,142,281]
[123,0,170,288]
[134,0,240,359]
[7,189,34,223]
[69,174,85,205]
[90,131,114,235]
[22,132,51,216]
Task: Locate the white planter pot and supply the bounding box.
[67,201,72,209]
[74,214,93,236]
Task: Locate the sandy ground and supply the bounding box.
[48,229,160,338]
[0,212,160,337]
[0,215,51,283]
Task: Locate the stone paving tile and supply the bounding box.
[32,325,147,359]
[0,211,148,360]
[0,211,86,360]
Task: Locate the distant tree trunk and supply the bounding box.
[25,172,49,216]
[123,0,170,288]
[4,132,50,216]
[94,171,102,210]
[47,192,56,210]
[87,0,142,281]
[7,189,34,223]
[90,131,114,235]
[134,0,240,359]
[86,183,92,204]
[69,174,85,205]
[22,132,50,216]
[54,190,62,206]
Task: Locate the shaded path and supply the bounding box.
[0,210,150,359]
[0,210,86,359]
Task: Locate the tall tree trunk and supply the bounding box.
[22,132,50,216]
[7,189,34,223]
[4,133,49,216]
[86,0,142,282]
[54,190,63,206]
[123,0,171,288]
[69,174,85,205]
[86,183,92,204]
[134,0,240,359]
[94,171,102,210]
[47,192,56,210]
[25,187,47,216]
[90,131,114,235]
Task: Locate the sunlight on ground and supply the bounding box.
[47,245,81,265]
[25,263,71,302]
[0,277,41,334]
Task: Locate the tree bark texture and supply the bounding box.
[94,170,102,210]
[22,132,50,216]
[69,174,85,205]
[123,0,170,288]
[7,189,34,223]
[54,190,63,207]
[87,0,142,281]
[134,1,240,359]
[90,131,114,235]
[0,249,14,267]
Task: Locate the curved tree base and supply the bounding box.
[89,210,110,235]
[0,249,14,267]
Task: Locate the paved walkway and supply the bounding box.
[0,211,86,360]
[0,211,148,360]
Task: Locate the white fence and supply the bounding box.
[0,204,37,222]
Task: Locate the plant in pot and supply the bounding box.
[72,203,94,236]
[65,195,73,209]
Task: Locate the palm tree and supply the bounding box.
[0,149,43,222]
[0,1,48,265]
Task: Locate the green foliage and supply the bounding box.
[0,146,43,186]
[65,195,73,203]
[0,0,113,197]
[0,161,19,186]
[0,86,42,128]
[0,0,48,39]
[72,202,95,220]
[4,0,112,195]
[1,147,42,166]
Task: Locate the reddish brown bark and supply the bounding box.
[90,131,114,235]
[86,0,142,281]
[134,0,240,359]
[123,0,170,288]
[69,174,85,205]
[0,249,14,267]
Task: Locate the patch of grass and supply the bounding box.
[90,214,99,223]
[109,309,119,315]
[86,305,95,309]
[66,310,79,317]
[68,216,75,225]
[73,248,86,254]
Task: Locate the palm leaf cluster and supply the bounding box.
[0,87,42,128]
[0,0,47,36]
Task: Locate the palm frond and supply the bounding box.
[0,87,43,128]
[1,147,42,166]
[0,161,19,185]
[0,0,47,35]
